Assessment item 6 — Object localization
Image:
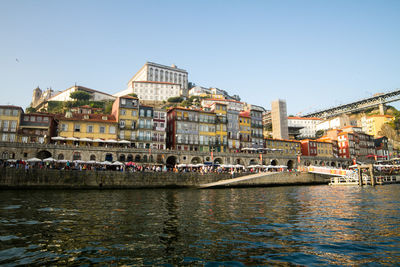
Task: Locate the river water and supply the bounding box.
[1,184,400,266]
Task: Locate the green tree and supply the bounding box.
[70,91,91,101]
[168,96,183,103]
[129,93,138,98]
[26,106,36,113]
[315,130,325,138]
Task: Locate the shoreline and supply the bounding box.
[0,168,328,189]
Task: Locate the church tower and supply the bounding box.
[31,87,42,108]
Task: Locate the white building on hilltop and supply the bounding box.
[115,62,189,99]
[114,81,181,102]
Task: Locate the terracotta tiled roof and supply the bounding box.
[0,105,23,110]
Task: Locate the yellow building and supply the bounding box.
[210,102,228,152]
[239,111,251,149]
[264,138,301,157]
[56,112,117,144]
[315,141,334,157]
[0,105,23,142]
[198,110,216,152]
[111,95,139,142]
[363,115,394,137]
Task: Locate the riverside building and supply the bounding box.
[0,105,23,143]
[166,107,199,151]
[249,105,265,149]
[111,95,140,146]
[239,111,251,149]
[18,113,56,144]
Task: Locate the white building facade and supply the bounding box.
[114,81,181,102]
[123,62,189,97]
[287,117,322,138]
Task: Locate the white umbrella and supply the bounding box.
[93,138,104,143]
[234,164,244,168]
[195,163,204,167]
[105,139,118,143]
[177,164,187,168]
[7,159,17,162]
[43,157,56,162]
[65,137,78,141]
[51,136,65,140]
[57,159,68,163]
[118,140,131,144]
[86,160,97,164]
[73,160,85,164]
[112,161,124,166]
[27,157,42,163]
[79,138,93,142]
[100,161,112,165]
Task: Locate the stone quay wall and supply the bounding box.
[0,168,327,189]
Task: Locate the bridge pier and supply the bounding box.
[379,103,386,115]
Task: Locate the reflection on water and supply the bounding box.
[1,185,400,265]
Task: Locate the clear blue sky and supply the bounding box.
[1,0,399,115]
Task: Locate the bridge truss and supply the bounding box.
[303,89,400,119]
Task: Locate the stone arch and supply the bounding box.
[58,154,64,160]
[1,151,9,160]
[135,155,141,162]
[214,158,223,164]
[235,158,245,165]
[73,152,81,161]
[156,154,163,164]
[119,154,126,162]
[319,161,324,166]
[143,155,148,162]
[191,157,202,164]
[90,154,96,161]
[105,153,113,162]
[270,159,278,166]
[166,156,177,167]
[304,160,311,166]
[127,154,133,162]
[149,155,154,162]
[37,150,51,160]
[331,162,336,167]
[249,159,257,165]
[287,160,294,170]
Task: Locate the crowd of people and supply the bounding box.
[0,159,290,176]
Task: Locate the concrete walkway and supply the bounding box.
[198,172,278,188]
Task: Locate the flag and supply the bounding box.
[259,153,262,164]
[374,155,377,161]
[211,151,213,161]
[353,158,356,165]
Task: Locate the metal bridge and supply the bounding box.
[303,89,400,119]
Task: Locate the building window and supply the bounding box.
[132,110,137,117]
[121,109,126,115]
[121,99,126,105]
[74,124,81,132]
[100,126,105,133]
[61,124,68,132]
[146,110,152,117]
[109,126,116,134]
[73,152,81,161]
[87,125,93,133]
